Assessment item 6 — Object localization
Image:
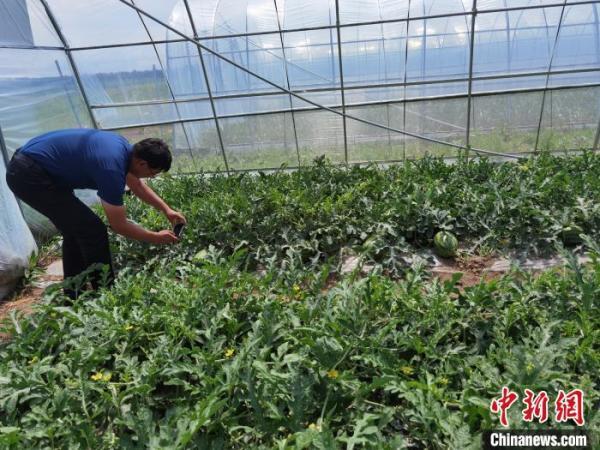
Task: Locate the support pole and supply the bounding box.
[465,1,478,156]
[117,0,525,160]
[0,124,9,167]
[402,1,412,161]
[39,0,98,128]
[182,0,230,173]
[593,109,600,151]
[132,0,197,169]
[534,1,569,152]
[334,0,349,164]
[273,0,301,166]
[55,60,82,127]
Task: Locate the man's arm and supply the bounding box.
[101,200,177,244]
[126,173,186,225]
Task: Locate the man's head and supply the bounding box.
[129,138,172,178]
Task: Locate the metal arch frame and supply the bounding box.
[84,65,600,110]
[161,146,598,177]
[245,12,250,90]
[13,0,597,162]
[5,1,596,52]
[328,7,337,87]
[376,0,392,150]
[273,0,301,166]
[595,3,600,63]
[191,0,600,41]
[595,109,600,150]
[503,0,511,129]
[182,0,230,173]
[505,3,548,145]
[38,0,97,129]
[131,0,197,168]
[419,1,427,147]
[540,4,556,139]
[2,19,591,52]
[0,124,9,167]
[124,0,464,158]
[465,0,478,150]
[456,0,474,149]
[334,0,349,163]
[595,4,600,151]
[99,80,600,131]
[55,60,82,128]
[206,20,336,90]
[402,0,411,161]
[0,44,64,50]
[534,1,570,152]
[503,0,510,73]
[117,0,600,160]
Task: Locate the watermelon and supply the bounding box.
[560,225,583,246]
[434,231,458,258]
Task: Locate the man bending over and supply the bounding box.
[6,128,185,298]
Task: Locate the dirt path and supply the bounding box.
[0,258,62,341]
[432,255,504,288]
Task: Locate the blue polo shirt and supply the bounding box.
[20,129,133,206]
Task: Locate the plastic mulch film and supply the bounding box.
[0,159,37,301]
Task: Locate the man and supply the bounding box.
[5,128,185,298]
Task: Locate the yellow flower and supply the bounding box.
[90,371,111,382]
[292,284,303,300]
[29,356,39,365]
[65,378,78,388]
[308,423,321,431]
[90,372,103,381]
[401,365,414,376]
[326,369,339,379]
[225,348,235,358]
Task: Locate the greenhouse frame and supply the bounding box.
[1,2,600,448]
[1,0,600,176]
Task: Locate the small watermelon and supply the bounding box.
[560,225,583,246]
[434,231,458,258]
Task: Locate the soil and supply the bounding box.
[0,256,62,342]
[432,254,504,289]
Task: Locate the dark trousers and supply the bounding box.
[5,151,114,298]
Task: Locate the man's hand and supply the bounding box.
[102,200,178,245]
[150,230,179,245]
[127,175,186,226]
[165,208,186,226]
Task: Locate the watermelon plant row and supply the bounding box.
[0,152,598,448]
[0,240,598,448]
[115,152,600,275]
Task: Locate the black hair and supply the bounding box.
[132,138,172,172]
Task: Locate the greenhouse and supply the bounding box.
[0,0,599,448]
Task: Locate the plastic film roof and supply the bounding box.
[1,0,600,173]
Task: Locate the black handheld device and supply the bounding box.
[173,222,185,238]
